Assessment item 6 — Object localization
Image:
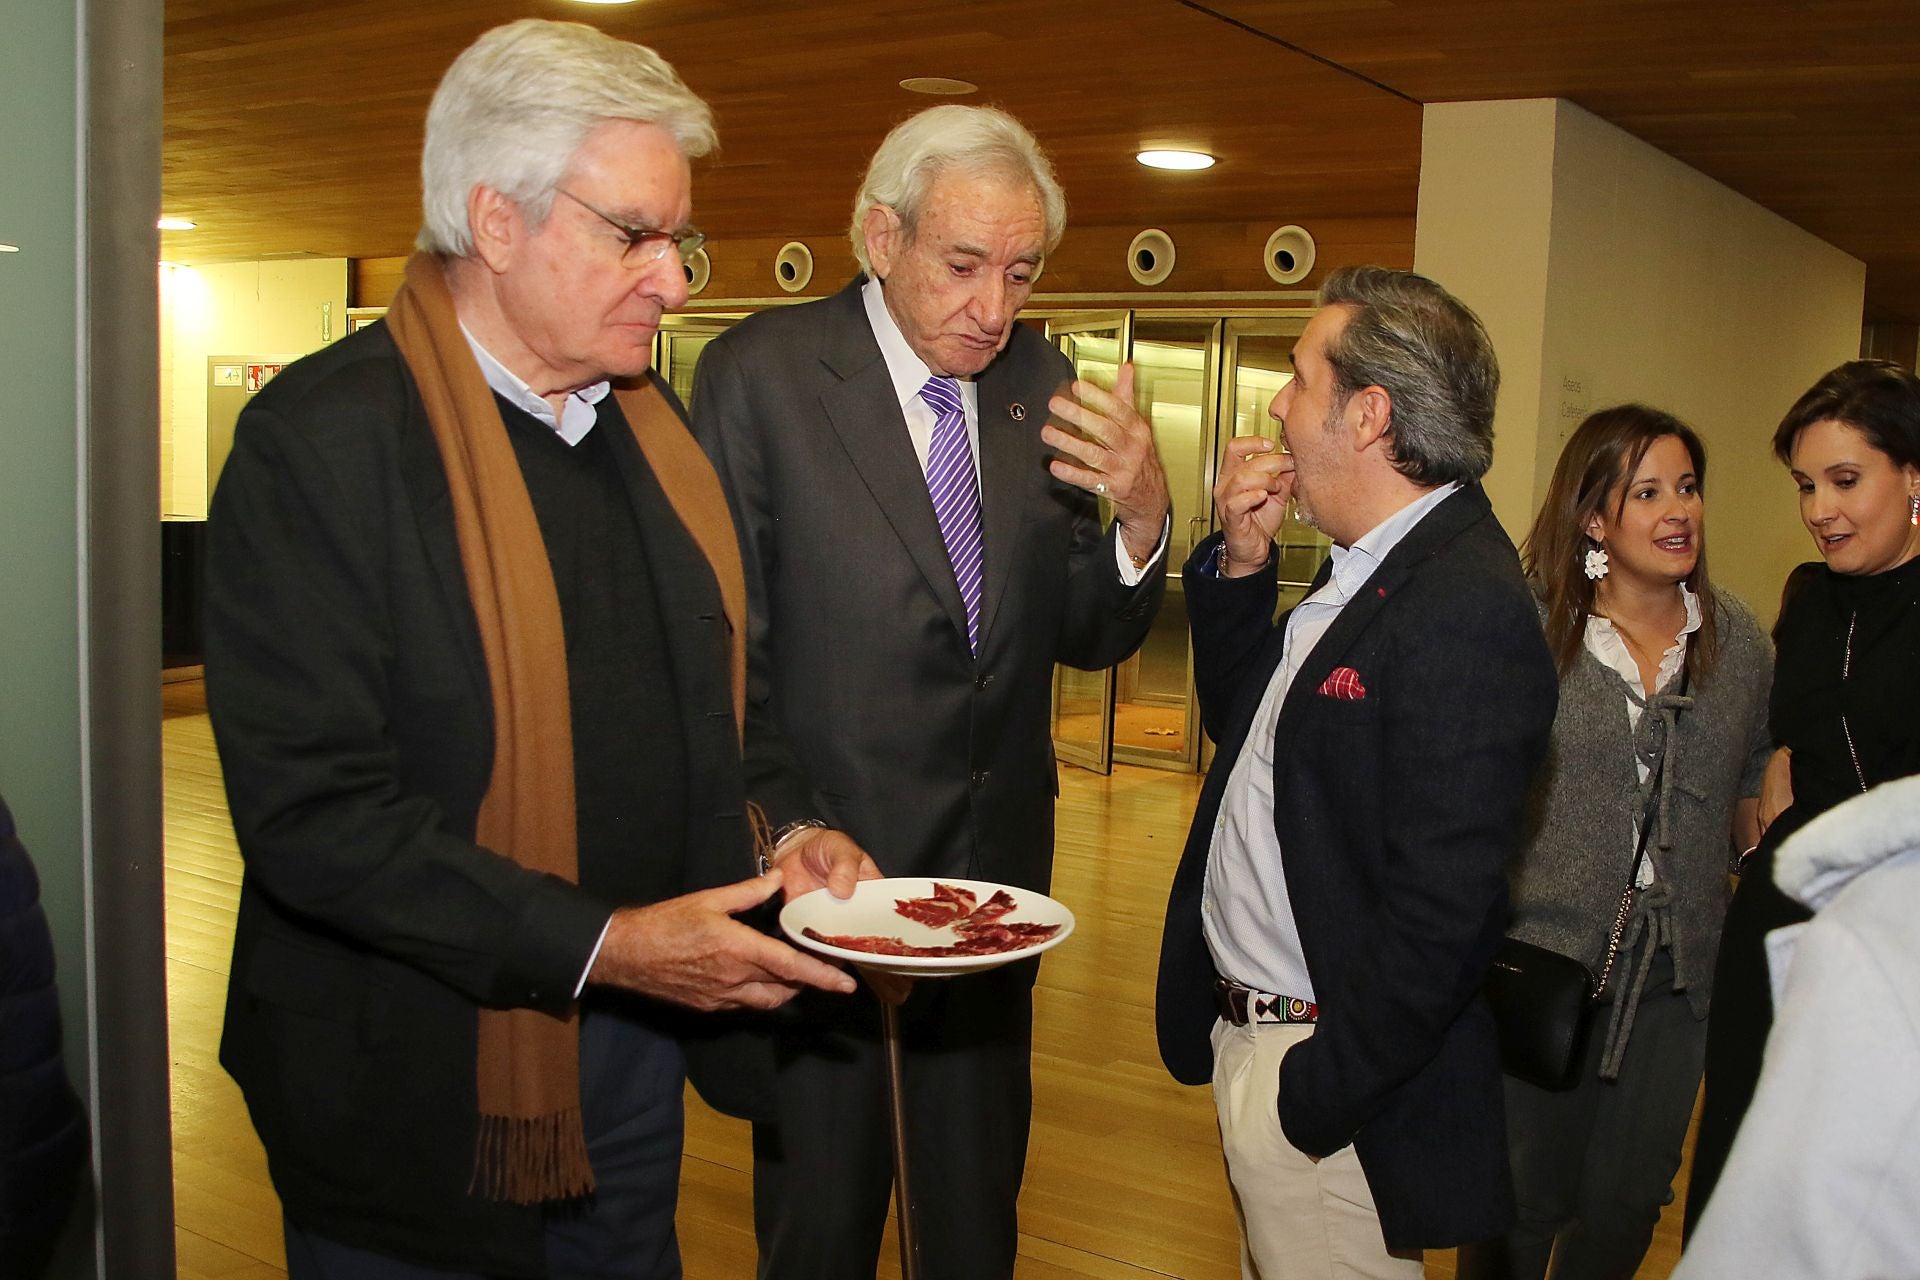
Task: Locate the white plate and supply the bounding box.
[780,876,1075,977]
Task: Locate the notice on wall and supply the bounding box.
[1557,370,1593,441]
[212,364,243,387]
[244,363,285,393]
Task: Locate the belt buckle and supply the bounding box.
[1213,977,1251,1025]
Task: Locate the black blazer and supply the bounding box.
[691,279,1163,893]
[1156,485,1557,1251]
[204,323,766,1274]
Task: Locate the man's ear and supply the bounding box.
[467,185,521,275]
[862,204,902,281]
[1348,384,1394,455]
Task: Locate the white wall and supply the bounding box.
[160,257,347,517]
[1412,99,1561,539]
[1416,99,1866,623]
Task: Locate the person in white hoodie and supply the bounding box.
[1675,773,1920,1279]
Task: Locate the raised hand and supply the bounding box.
[1213,436,1294,576]
[1043,362,1171,565]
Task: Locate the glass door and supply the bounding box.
[654,314,745,411]
[1109,317,1222,770]
[1045,312,1132,775]
[1221,318,1329,614]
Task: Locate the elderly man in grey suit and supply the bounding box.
[692,105,1171,1279]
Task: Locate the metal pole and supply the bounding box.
[880,995,921,1280]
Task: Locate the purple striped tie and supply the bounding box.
[919,376,984,654]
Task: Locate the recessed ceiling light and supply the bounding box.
[1137,150,1215,171]
[158,217,196,231]
[900,77,977,96]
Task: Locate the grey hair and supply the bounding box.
[1316,265,1501,485]
[416,19,715,257]
[848,105,1066,275]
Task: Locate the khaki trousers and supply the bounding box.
[1211,1018,1424,1280]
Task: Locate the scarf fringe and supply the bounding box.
[470,1109,596,1205]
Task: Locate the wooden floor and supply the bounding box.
[164,681,1691,1279]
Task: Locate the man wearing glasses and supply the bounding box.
[203,20,870,1279]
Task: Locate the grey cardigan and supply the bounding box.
[1507,589,1773,1019]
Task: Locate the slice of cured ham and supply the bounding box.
[894,881,978,927]
[965,889,1018,925]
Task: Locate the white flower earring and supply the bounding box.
[1583,542,1610,581]
[1909,492,1918,527]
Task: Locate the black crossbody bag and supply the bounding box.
[1485,671,1687,1091]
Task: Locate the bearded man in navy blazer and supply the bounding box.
[1156,266,1558,1278]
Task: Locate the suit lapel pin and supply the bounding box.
[1009,402,1027,421]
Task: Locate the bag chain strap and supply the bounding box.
[1594,878,1636,1000]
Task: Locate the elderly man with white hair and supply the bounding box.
[204,20,870,1278]
[692,106,1172,1279]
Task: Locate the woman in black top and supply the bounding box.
[1684,360,1920,1236]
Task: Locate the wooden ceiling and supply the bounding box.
[162,0,1920,320]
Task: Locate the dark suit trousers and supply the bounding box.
[752,965,1035,1280]
[284,1005,686,1280]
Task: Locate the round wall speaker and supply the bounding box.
[1127,228,1176,286]
[683,245,712,296]
[1263,225,1316,285]
[774,241,814,293]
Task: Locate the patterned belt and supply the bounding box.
[1214,977,1319,1026]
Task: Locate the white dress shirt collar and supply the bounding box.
[1321,481,1462,604]
[458,322,611,447]
[862,276,979,418]
[1584,584,1703,691]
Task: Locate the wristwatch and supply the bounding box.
[758,818,828,875]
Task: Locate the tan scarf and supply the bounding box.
[385,252,747,1203]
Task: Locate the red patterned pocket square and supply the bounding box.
[1317,667,1367,700]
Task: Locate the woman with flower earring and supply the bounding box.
[1684,360,1920,1237]
[1458,406,1772,1280]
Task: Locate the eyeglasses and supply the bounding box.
[556,188,706,267]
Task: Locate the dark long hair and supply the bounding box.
[1522,404,1720,680]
